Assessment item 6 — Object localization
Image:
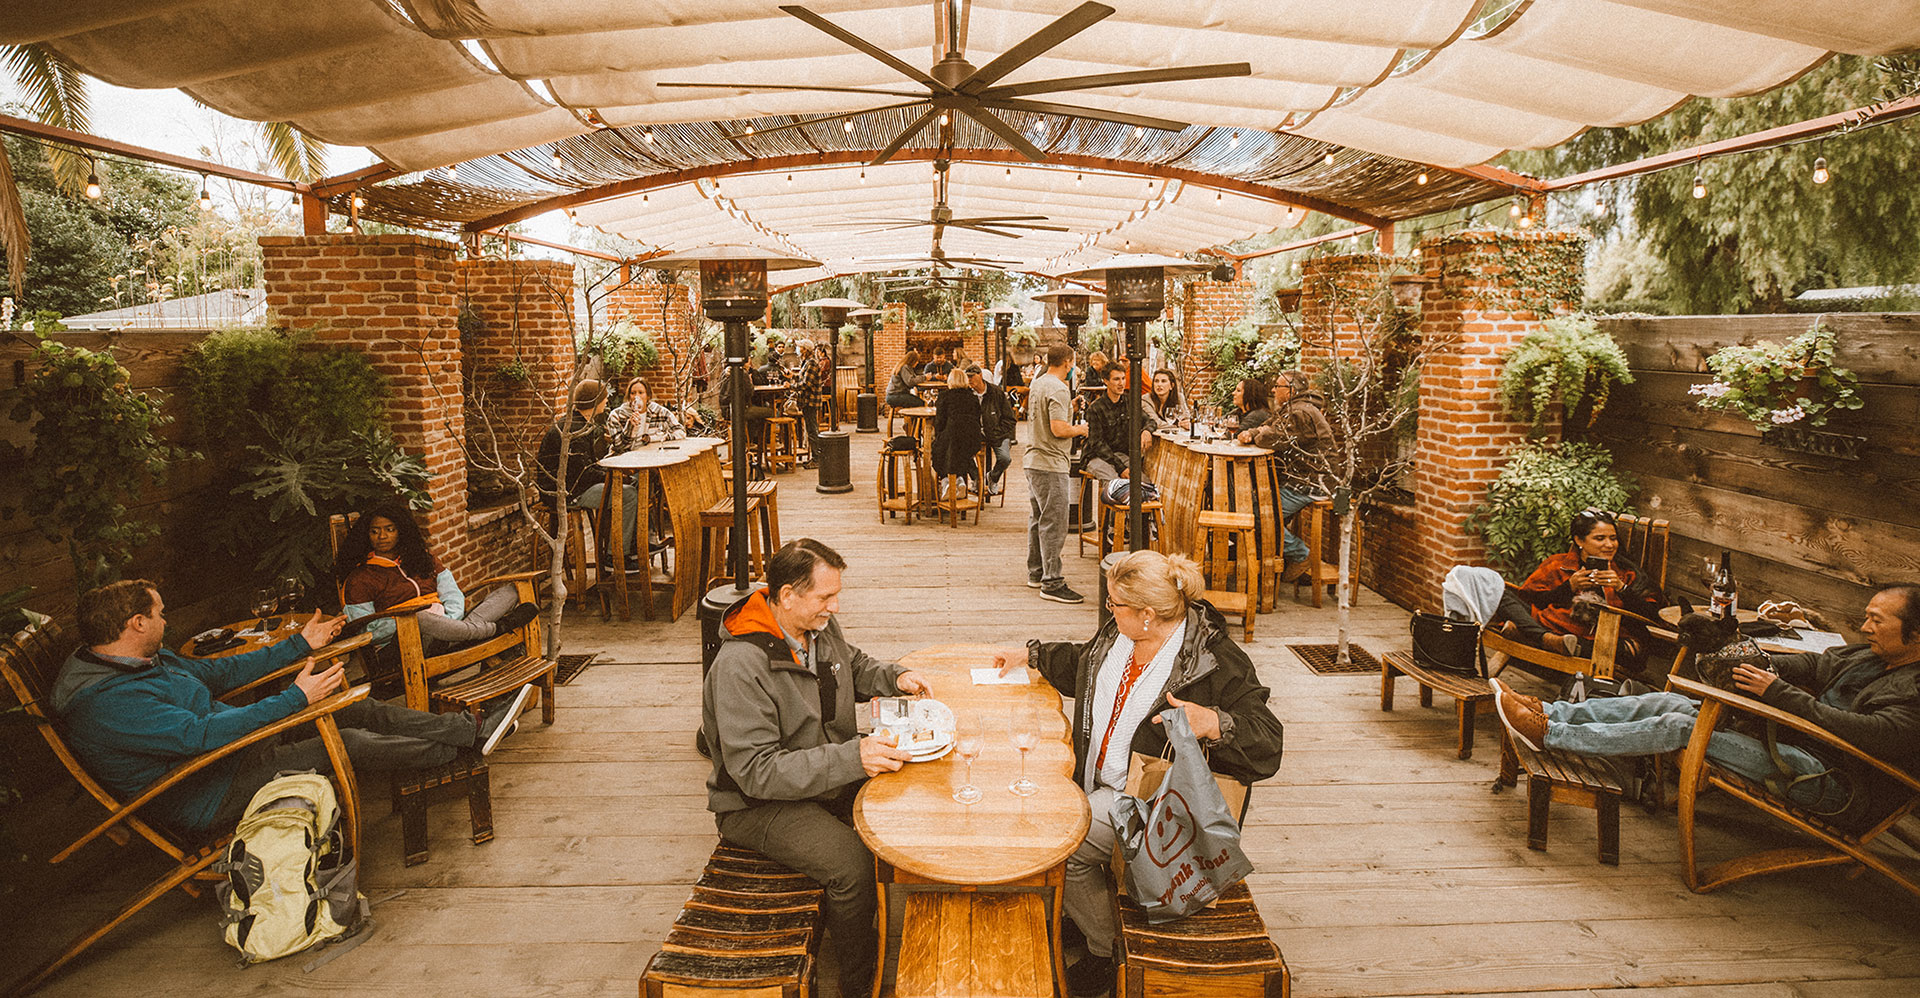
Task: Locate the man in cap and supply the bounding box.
[537,379,639,570]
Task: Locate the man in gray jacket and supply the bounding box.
[702,539,928,998]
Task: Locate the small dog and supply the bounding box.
[1674,611,1770,690]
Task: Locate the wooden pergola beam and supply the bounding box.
[1214,224,1379,262]
[475,228,628,264]
[0,112,306,192]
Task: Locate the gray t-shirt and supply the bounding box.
[1023,371,1074,474]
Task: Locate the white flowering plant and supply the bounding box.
[1690,321,1862,430]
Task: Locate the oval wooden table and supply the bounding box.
[598,439,724,622]
[856,643,1089,998]
[180,614,304,658]
[1148,433,1287,610]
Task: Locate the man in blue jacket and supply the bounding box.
[52,579,524,836]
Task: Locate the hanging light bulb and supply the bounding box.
[446,163,458,180]
[1323,151,1335,166]
[786,173,793,186]
[1416,172,1429,185]
[644,129,656,143]
[351,194,365,210]
[1005,166,1012,178]
[859,170,866,183]
[1133,126,1144,138]
[85,159,101,200]
[1692,172,1707,199]
[843,120,854,133]
[1518,212,1534,228]
[938,112,949,126]
[1592,191,1608,215]
[197,174,212,211]
[744,125,755,135]
[1075,172,1083,186]
[642,192,649,203]
[1509,199,1522,218]
[1228,132,1240,148]
[1215,190,1222,202]
[551,151,564,169]
[1812,156,1831,184]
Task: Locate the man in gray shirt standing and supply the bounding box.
[1025,343,1090,603]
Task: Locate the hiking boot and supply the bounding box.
[478,683,536,755]
[1493,686,1548,753]
[1280,559,1310,584]
[1066,954,1114,998]
[493,602,540,635]
[1041,583,1086,605]
[1491,677,1543,717]
[1551,632,1581,656]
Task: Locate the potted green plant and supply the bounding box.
[1496,314,1635,429]
[1467,440,1636,576]
[1689,319,1862,429]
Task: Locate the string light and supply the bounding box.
[938,112,949,126]
[1691,171,1707,199]
[1005,167,1012,178]
[844,120,854,133]
[1812,156,1831,184]
[786,173,793,185]
[1508,198,1522,219]
[1518,211,1534,228]
[744,125,755,135]
[1215,190,1222,202]
[1133,126,1144,138]
[1228,132,1239,148]
[1592,188,1608,215]
[85,158,101,199]
[859,170,866,183]
[551,151,564,169]
[1323,151,1335,166]
[644,129,656,143]
[197,174,212,211]
[446,163,458,180]
[352,194,365,210]
[1416,171,1429,185]
[1075,172,1083,186]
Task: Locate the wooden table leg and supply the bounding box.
[605,468,630,621]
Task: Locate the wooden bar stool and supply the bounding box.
[934,458,984,528]
[746,478,782,557]
[879,441,919,524]
[1100,497,1164,556]
[1295,499,1363,608]
[1076,470,1103,556]
[1197,509,1258,641]
[558,506,606,616]
[763,416,801,474]
[700,494,766,590]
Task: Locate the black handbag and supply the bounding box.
[1409,612,1485,677]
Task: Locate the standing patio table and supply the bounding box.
[897,406,940,513]
[597,439,723,622]
[855,643,1089,998]
[1146,433,1286,610]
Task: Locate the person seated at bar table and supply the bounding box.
[606,376,685,453]
[703,539,930,998]
[1226,377,1273,440]
[1147,368,1191,430]
[994,550,1284,998]
[538,379,640,570]
[1083,363,1158,484]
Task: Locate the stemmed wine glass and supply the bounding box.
[1008,709,1039,797]
[952,725,984,805]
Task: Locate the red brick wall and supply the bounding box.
[603,281,699,409]
[458,257,575,447]
[1373,229,1584,612]
[1179,279,1255,408]
[877,303,908,396]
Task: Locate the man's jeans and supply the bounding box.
[985,439,1013,489]
[1545,691,1849,812]
[1278,483,1314,563]
[1026,468,1070,587]
[574,481,639,557]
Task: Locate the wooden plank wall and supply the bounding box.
[1589,313,1920,631]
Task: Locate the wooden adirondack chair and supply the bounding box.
[1479,513,1672,683]
[1,620,372,994]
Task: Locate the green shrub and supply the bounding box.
[592,319,660,377]
[1468,441,1636,576]
[1690,320,1863,429]
[1496,314,1635,427]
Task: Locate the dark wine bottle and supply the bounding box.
[1710,551,1737,619]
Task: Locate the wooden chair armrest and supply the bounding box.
[1595,603,1662,629]
[1668,675,1920,793]
[221,631,374,702]
[466,571,544,593]
[55,684,374,862]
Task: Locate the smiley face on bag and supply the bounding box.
[1144,789,1196,868]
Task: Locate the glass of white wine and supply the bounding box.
[953,725,984,806]
[1008,709,1039,797]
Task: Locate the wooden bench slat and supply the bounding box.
[643,950,809,987]
[644,842,825,997]
[686,886,822,913]
[671,906,820,937]
[694,870,826,898]
[662,927,813,957]
[1117,880,1289,994]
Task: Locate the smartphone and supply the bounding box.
[1583,556,1609,571]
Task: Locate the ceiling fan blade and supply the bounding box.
[983,97,1186,132]
[961,107,1048,162]
[956,223,1071,236]
[959,1,1114,93]
[718,100,926,140]
[983,63,1252,100]
[869,107,941,165]
[780,5,950,92]
[950,224,1022,238]
[951,215,1054,223]
[657,81,932,99]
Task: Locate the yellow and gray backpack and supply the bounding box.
[213,771,369,964]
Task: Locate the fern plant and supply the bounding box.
[1496,314,1635,427]
[1467,440,1636,576]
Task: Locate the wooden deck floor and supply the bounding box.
[7,427,1919,997]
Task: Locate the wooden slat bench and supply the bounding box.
[894,892,1053,998]
[1498,735,1626,865]
[1380,651,1494,760]
[642,842,826,998]
[1115,880,1289,998]
[390,755,492,867]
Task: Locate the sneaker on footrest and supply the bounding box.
[478,683,536,756]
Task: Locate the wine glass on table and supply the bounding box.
[1008,709,1039,797]
[249,587,278,621]
[953,723,984,805]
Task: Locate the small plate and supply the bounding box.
[911,698,956,737]
[906,739,954,763]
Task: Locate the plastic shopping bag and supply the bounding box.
[1110,708,1253,922]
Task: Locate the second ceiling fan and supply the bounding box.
[660,2,1251,165]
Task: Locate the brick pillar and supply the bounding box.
[458,257,575,428]
[1299,253,1406,371]
[959,300,986,364]
[259,234,470,575]
[603,281,699,407]
[1179,278,1255,410]
[1378,229,1585,611]
[877,303,909,390]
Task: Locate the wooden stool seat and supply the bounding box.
[763,416,801,474]
[427,652,558,727]
[642,842,826,998]
[1380,651,1494,760]
[701,495,767,590]
[390,755,492,867]
[1117,880,1289,997]
[1499,734,1626,865]
[1099,497,1164,556]
[878,443,920,524]
[1196,510,1258,641]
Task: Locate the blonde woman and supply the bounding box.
[995,550,1283,998]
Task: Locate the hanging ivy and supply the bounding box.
[1496,314,1635,428]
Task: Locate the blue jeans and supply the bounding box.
[1545,692,1850,812]
[1278,483,1314,563]
[574,481,640,557]
[986,439,1013,488]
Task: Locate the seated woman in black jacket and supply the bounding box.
[931,367,982,498]
[1228,377,1273,440]
[993,550,1283,997]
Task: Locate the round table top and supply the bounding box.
[600,438,715,469]
[1163,435,1271,457]
[855,643,1090,885]
[182,615,303,659]
[898,407,937,418]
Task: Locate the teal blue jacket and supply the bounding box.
[51,636,316,834]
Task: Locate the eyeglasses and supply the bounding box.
[1104,598,1129,612]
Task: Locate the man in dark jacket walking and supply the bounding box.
[702,539,930,998]
[969,364,1017,497]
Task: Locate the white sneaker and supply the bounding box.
[479,683,536,756]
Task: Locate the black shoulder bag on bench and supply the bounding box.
[1409,612,1486,677]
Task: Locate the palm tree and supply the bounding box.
[2,42,329,294]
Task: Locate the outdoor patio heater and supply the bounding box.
[987,306,1020,376]
[849,307,882,432]
[1032,287,1103,351]
[800,296,869,494]
[1064,255,1210,555]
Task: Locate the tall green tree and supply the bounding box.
[1505,55,1920,313]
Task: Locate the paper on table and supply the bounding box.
[1765,630,1848,655]
[971,667,1030,685]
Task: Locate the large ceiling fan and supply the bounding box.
[823,202,1069,239]
[659,2,1251,165]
